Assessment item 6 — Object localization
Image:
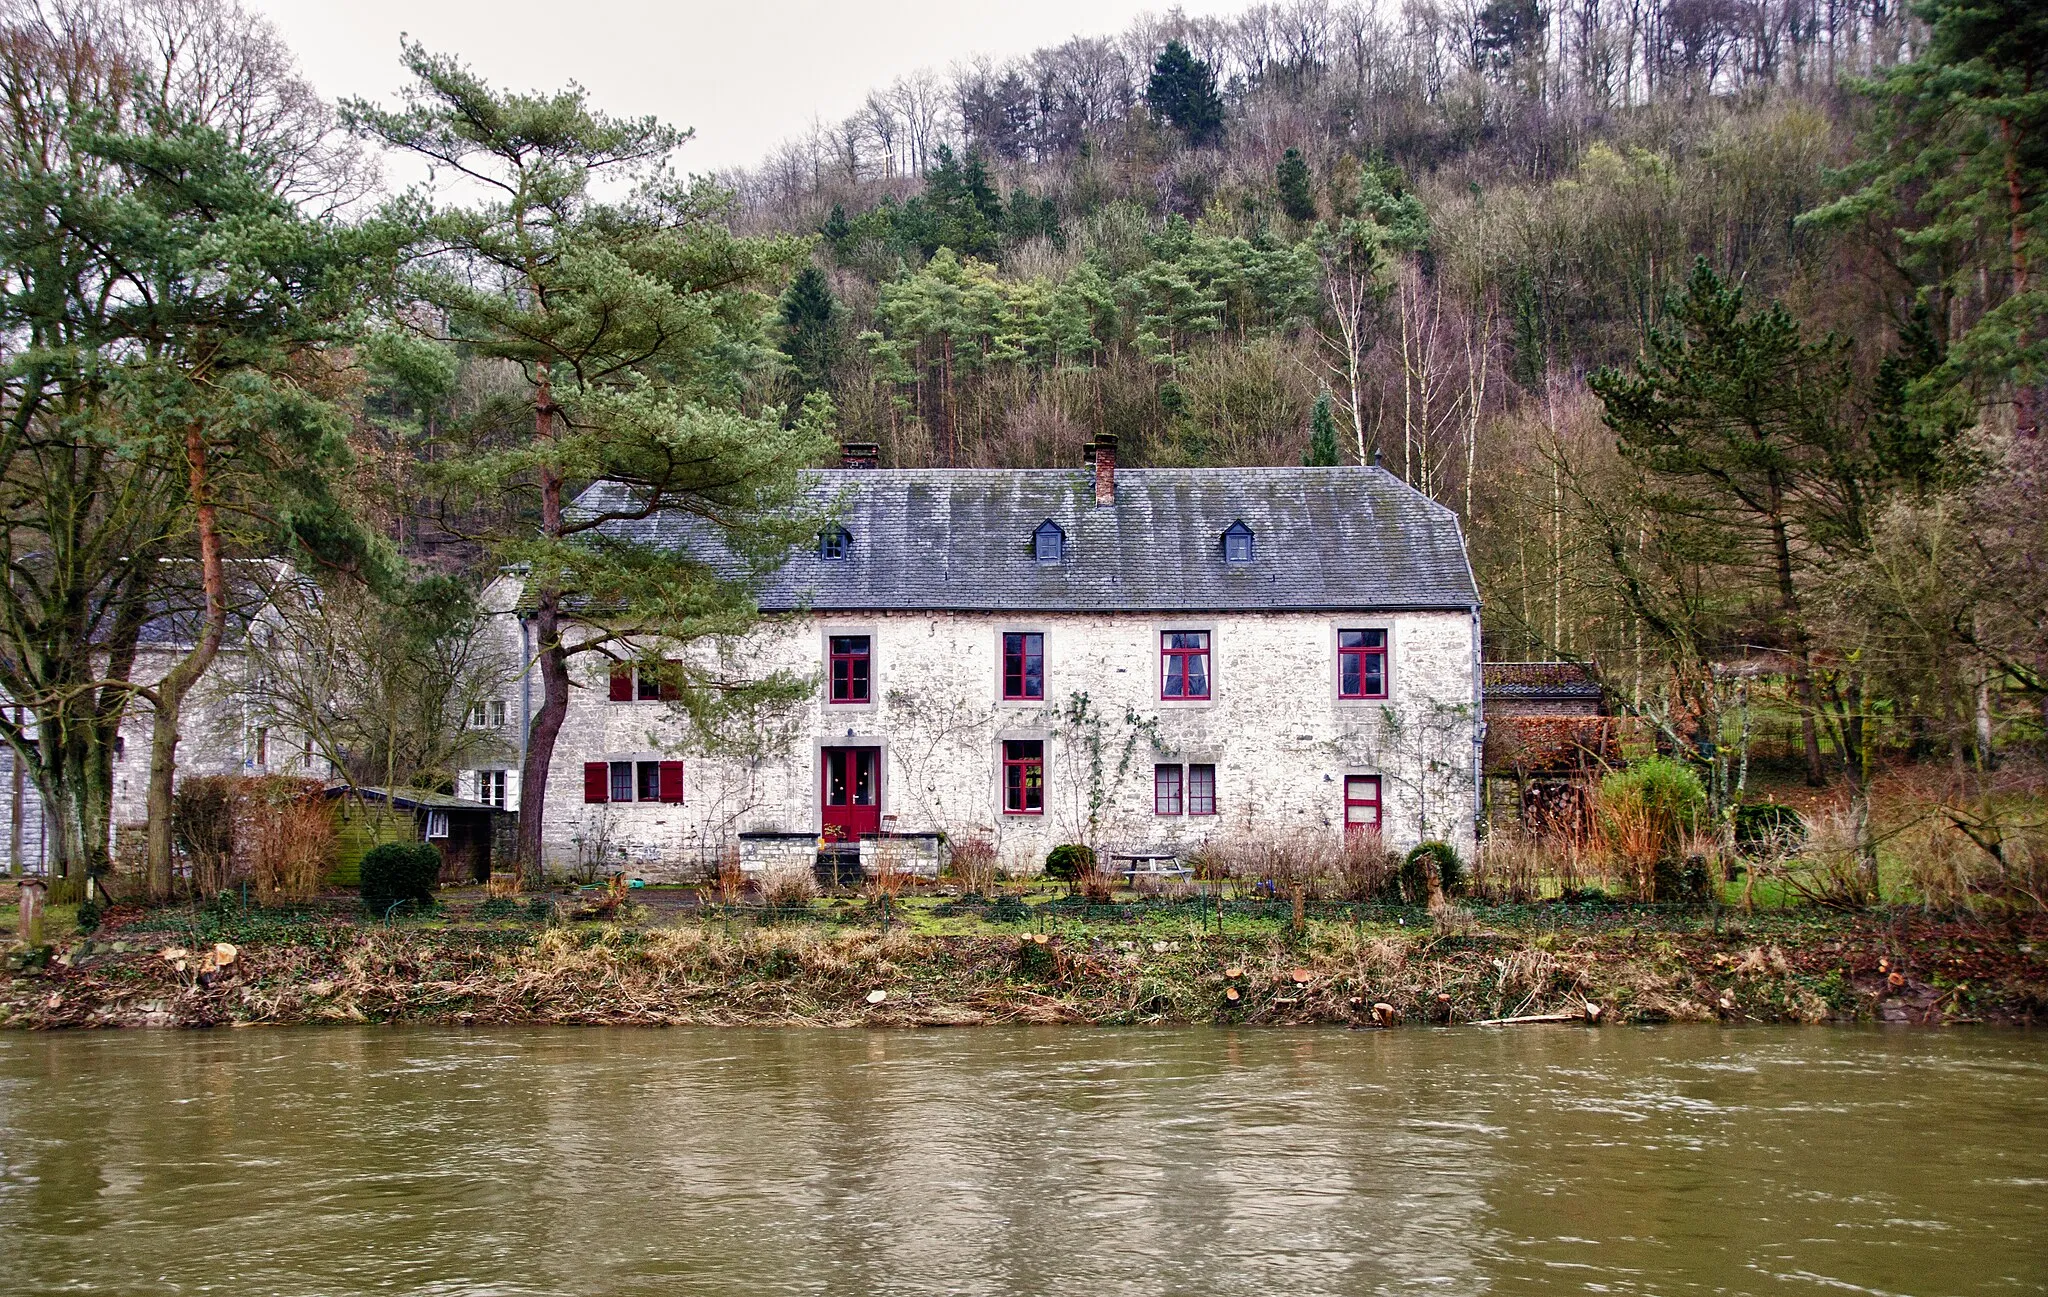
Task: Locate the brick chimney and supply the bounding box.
[840,441,880,469]
[1090,433,1117,506]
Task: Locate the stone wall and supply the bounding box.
[487,580,1481,877]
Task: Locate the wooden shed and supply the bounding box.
[324,786,509,886]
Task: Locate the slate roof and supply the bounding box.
[322,784,506,813]
[1482,662,1603,700]
[577,466,1479,614]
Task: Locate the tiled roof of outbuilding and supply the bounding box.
[578,465,1478,614]
[1482,661,1604,698]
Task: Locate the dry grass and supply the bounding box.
[759,866,819,909]
[1471,829,1544,903]
[15,898,2046,1030]
[1601,790,1663,899]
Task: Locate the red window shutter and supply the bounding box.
[607,666,633,702]
[658,660,680,702]
[583,761,609,803]
[658,760,685,803]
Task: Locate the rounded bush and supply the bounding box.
[1404,840,1464,898]
[360,842,441,908]
[1599,757,1706,854]
[1734,802,1807,851]
[1043,843,1096,881]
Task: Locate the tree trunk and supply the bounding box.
[146,426,229,900]
[40,766,89,904]
[516,593,569,887]
[515,371,566,887]
[1975,668,1996,771]
[1766,490,1827,786]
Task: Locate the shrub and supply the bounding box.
[360,842,441,908]
[246,782,334,900]
[1652,855,1712,904]
[1734,802,1807,853]
[1044,843,1095,881]
[948,836,999,895]
[172,775,243,895]
[1600,758,1705,857]
[760,865,819,910]
[1335,829,1396,901]
[1405,841,1464,898]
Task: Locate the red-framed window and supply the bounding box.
[1002,632,1044,700]
[829,635,871,703]
[1338,629,1388,699]
[1003,740,1044,814]
[1343,774,1382,837]
[1187,763,1217,815]
[583,760,684,804]
[1160,631,1210,700]
[609,661,680,702]
[1154,764,1182,815]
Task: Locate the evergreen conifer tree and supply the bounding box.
[781,264,837,397]
[822,203,851,252]
[346,45,833,882]
[1277,147,1317,222]
[1147,40,1225,148]
[1809,0,2046,433]
[1305,393,1342,465]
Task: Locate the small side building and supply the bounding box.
[1482,662,1619,836]
[324,786,509,886]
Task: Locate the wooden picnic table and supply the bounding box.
[1106,849,1192,880]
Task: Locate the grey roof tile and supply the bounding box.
[579,465,1478,614]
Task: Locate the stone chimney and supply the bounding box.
[1090,433,1117,506]
[840,441,880,470]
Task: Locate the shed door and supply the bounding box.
[821,747,880,842]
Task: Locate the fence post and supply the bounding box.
[18,876,45,946]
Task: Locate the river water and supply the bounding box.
[0,1026,2042,1295]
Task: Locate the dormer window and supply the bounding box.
[819,526,850,560]
[1033,520,1065,564]
[1222,520,1254,563]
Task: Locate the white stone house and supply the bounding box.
[477,445,1484,880]
[1,574,334,876]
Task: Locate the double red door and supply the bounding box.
[821,746,880,842]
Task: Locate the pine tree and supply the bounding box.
[917,145,1001,259]
[1590,261,1867,792]
[1277,148,1317,222]
[1809,0,2047,433]
[822,203,851,252]
[1304,393,1341,465]
[1147,40,1225,148]
[781,264,838,396]
[345,44,833,882]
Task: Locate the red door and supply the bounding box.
[821,747,881,842]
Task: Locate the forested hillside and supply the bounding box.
[0,0,2039,899]
[719,0,2044,802]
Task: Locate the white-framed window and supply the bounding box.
[470,700,509,729]
[475,769,508,809]
[425,810,450,839]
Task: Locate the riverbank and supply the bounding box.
[4,892,2042,1029]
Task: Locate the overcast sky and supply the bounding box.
[246,0,1248,178]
